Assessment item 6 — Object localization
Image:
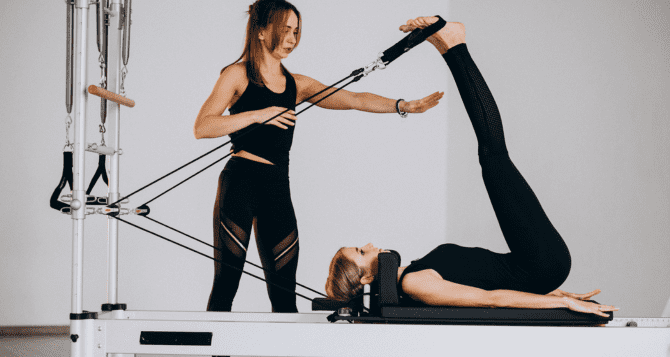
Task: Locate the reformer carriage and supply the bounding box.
[56,1,670,356]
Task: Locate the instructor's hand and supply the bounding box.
[400,91,444,114]
[256,106,297,129]
[564,297,618,318]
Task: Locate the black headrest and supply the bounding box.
[385,250,401,266]
[372,250,402,310]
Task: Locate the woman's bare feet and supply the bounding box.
[399,17,465,55]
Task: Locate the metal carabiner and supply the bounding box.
[63,114,73,151]
[376,51,387,70]
[361,53,387,77]
[119,66,128,97]
[99,124,106,147]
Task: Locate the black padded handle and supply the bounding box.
[50,151,73,211]
[380,16,446,65]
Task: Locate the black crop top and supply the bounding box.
[398,244,512,292]
[228,66,297,166]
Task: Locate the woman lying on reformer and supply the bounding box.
[325,17,618,318]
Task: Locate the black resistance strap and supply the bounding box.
[108,16,445,208]
[381,16,447,65]
[141,215,326,298]
[107,17,446,307]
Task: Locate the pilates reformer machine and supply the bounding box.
[55,1,670,356]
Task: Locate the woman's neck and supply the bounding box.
[259,50,283,78]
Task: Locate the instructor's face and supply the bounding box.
[262,11,299,59]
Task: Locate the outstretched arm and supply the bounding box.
[293,73,442,114]
[402,270,617,317]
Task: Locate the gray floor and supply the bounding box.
[0,336,70,357]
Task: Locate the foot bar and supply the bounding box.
[88,85,135,108]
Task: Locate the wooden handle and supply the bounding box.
[87,85,135,108]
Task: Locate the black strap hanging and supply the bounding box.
[86,154,110,205]
[50,151,74,211]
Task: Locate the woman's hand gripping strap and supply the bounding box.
[380,15,446,66]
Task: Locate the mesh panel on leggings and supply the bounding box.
[444,44,507,158]
[220,217,250,259]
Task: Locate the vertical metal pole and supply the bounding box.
[107,0,123,307]
[107,4,134,356]
[71,4,91,357]
[71,0,89,316]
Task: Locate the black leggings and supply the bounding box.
[445,44,571,294]
[207,156,299,313]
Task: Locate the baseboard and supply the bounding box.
[0,326,69,337]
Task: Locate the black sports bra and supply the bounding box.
[228,66,297,166]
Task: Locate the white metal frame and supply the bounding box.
[67,1,670,356]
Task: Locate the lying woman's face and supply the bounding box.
[341,243,384,274]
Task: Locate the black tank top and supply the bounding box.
[228,66,297,166]
[398,244,512,292]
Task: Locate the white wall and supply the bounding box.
[447,0,670,318]
[0,0,668,325]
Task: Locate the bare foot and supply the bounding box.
[399,17,466,55]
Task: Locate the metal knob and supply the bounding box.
[338,307,353,317]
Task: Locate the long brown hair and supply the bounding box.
[325,248,367,302]
[222,0,302,86]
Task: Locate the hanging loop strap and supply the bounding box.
[85,154,109,205]
[379,15,446,66]
[50,151,74,211]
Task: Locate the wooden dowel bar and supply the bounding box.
[88,85,135,108]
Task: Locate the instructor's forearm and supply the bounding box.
[354,92,406,113]
[193,112,257,139]
[490,290,568,309]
